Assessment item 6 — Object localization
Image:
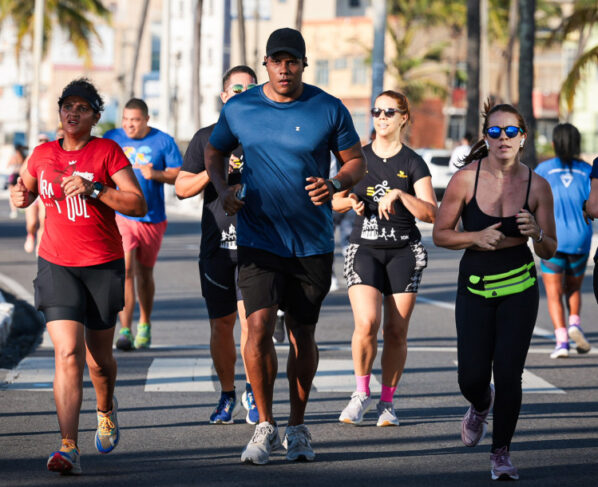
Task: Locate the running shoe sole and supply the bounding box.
[47,452,81,475]
[491,471,519,481]
[568,326,591,354]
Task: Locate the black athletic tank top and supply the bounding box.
[461,160,532,238]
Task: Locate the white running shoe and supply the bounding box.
[241,421,282,465]
[550,343,569,359]
[283,424,315,461]
[376,401,399,427]
[568,325,591,354]
[273,310,286,343]
[339,392,373,424]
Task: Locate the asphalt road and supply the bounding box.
[1,205,597,486]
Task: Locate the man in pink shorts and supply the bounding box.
[104,98,182,349]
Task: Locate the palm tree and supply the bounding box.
[296,0,304,31]
[550,1,598,114]
[518,0,536,167]
[129,0,150,98]
[0,0,111,64]
[386,0,466,104]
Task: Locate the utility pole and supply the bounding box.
[370,0,386,109]
[237,0,247,65]
[28,0,44,148]
[160,0,171,133]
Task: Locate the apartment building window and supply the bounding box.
[352,57,367,85]
[316,60,329,86]
[334,58,347,70]
[350,0,361,7]
[151,34,160,72]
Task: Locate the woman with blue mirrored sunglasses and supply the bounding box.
[486,125,524,139]
[433,101,557,480]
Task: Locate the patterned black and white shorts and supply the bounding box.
[343,240,428,295]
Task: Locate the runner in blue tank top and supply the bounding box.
[535,123,592,358]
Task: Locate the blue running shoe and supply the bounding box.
[95,397,119,454]
[47,439,81,475]
[210,394,238,424]
[242,390,259,425]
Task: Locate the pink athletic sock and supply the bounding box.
[555,327,568,344]
[380,384,397,403]
[569,314,581,327]
[355,374,371,396]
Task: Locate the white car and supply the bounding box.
[414,148,453,199]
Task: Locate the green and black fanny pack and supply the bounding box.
[467,261,536,298]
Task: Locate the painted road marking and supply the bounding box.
[312,359,381,393]
[452,361,564,394]
[145,358,216,392]
[2,357,54,391]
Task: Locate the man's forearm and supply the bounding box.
[205,144,228,195]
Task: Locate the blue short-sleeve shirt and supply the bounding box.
[105,127,182,223]
[209,83,360,257]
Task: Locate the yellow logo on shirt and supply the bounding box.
[397,171,407,178]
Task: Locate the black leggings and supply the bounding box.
[594,262,598,304]
[455,284,539,451]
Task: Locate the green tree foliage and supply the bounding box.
[549,0,598,113]
[386,0,466,104]
[0,0,111,64]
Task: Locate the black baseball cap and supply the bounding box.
[58,84,102,113]
[266,28,306,59]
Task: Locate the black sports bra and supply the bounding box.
[461,160,532,238]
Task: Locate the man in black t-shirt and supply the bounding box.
[175,65,258,425]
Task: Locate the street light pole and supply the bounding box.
[160,0,171,133]
[29,0,44,147]
[370,0,387,132]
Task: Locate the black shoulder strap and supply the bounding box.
[473,159,482,197]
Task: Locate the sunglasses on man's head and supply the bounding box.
[486,125,523,139]
[371,107,402,118]
[230,83,257,94]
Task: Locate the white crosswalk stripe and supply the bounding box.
[2,354,565,395]
[452,361,565,394]
[145,358,216,392]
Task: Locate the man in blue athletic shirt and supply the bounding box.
[206,27,366,465]
[105,99,182,351]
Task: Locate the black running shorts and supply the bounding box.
[344,241,428,295]
[199,250,242,319]
[34,257,125,330]
[237,246,333,325]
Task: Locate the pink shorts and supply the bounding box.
[116,215,168,268]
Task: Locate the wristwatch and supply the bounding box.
[325,178,342,194]
[90,181,104,199]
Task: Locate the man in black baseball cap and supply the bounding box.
[205,25,365,466]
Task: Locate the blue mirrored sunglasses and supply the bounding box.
[486,125,523,139]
